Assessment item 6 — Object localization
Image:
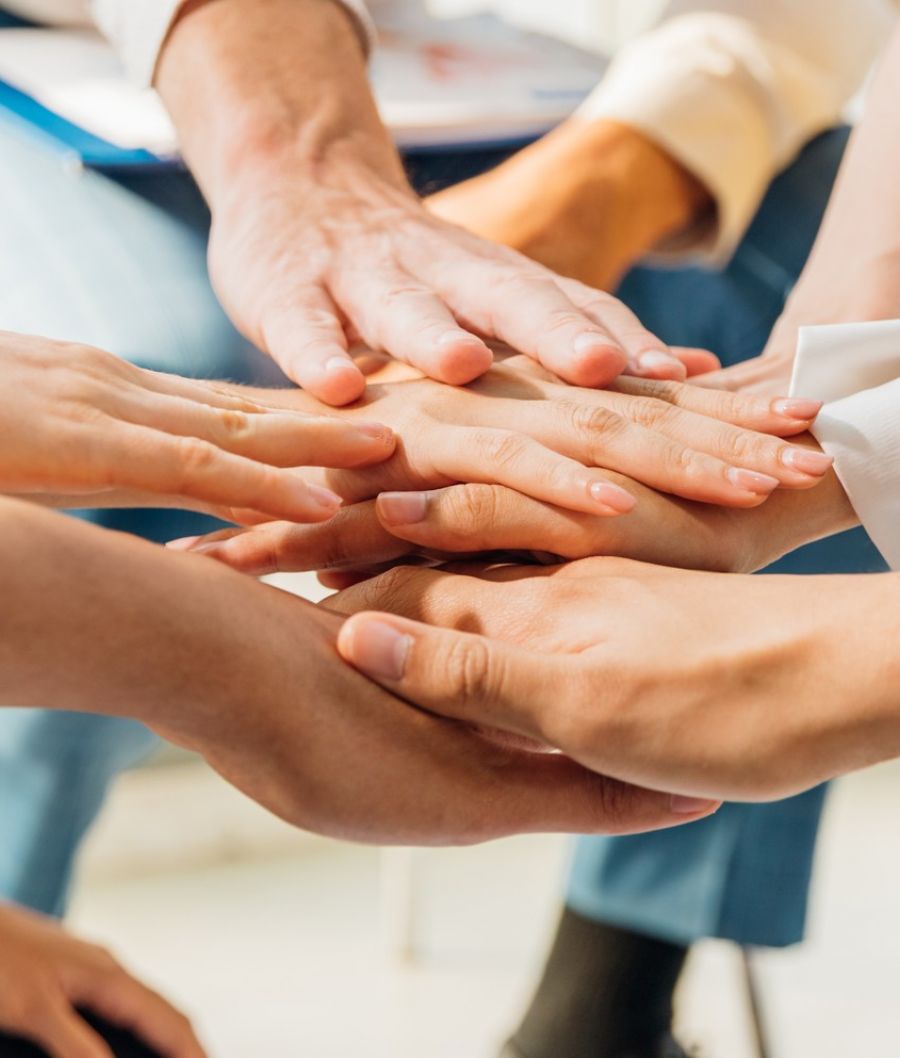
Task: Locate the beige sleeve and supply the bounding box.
[580,0,896,263]
[90,0,376,84]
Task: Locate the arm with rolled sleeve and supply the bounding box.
[581,0,896,261]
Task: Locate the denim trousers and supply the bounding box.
[0,118,884,939]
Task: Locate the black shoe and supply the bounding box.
[501,908,689,1058]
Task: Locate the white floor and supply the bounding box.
[67,759,900,1058]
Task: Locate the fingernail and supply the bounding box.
[574,332,617,354]
[353,419,393,442]
[771,397,823,420]
[670,795,718,815]
[306,483,343,511]
[347,619,411,681]
[326,356,360,375]
[727,467,780,494]
[377,491,428,525]
[589,480,636,514]
[781,448,834,475]
[637,351,687,379]
[166,536,201,551]
[438,330,485,349]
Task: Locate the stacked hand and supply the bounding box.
[329,559,898,803]
[169,360,837,575]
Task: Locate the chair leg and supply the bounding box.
[740,947,772,1058]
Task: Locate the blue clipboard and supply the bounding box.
[0,10,175,170]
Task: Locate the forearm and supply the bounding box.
[0,498,314,739]
[155,0,405,203]
[792,572,900,786]
[428,118,711,289]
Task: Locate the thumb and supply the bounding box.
[338,611,581,745]
[338,613,721,833]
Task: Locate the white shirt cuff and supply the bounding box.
[91,0,375,86]
[791,320,900,570]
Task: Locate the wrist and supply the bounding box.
[804,573,900,778]
[157,0,404,202]
[725,451,858,572]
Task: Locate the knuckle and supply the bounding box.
[721,429,764,464]
[442,634,493,705]
[215,408,252,441]
[444,483,499,533]
[626,397,676,431]
[565,402,627,453]
[176,437,219,480]
[479,430,527,469]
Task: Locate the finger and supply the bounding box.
[259,288,366,406]
[376,485,740,572]
[440,261,631,386]
[538,400,832,500]
[114,390,396,469]
[427,426,637,516]
[554,276,687,380]
[335,267,494,385]
[168,501,414,575]
[608,377,823,436]
[482,754,721,836]
[669,346,721,376]
[104,425,345,523]
[32,1001,114,1058]
[375,486,609,558]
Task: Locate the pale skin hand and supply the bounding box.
[0,902,205,1058]
[428,118,713,293]
[331,559,900,802]
[0,498,715,844]
[0,331,394,521]
[155,0,699,406]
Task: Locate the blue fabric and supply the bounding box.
[567,127,887,949]
[0,118,287,915]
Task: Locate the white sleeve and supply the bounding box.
[90,0,375,84]
[791,320,900,570]
[579,0,895,263]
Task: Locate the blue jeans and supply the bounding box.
[568,126,887,949]
[0,116,881,937]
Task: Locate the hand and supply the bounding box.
[169,368,841,573]
[331,560,900,802]
[189,360,829,522]
[0,902,204,1058]
[0,331,394,521]
[427,119,713,292]
[0,498,717,845]
[158,0,694,407]
[172,442,857,583]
